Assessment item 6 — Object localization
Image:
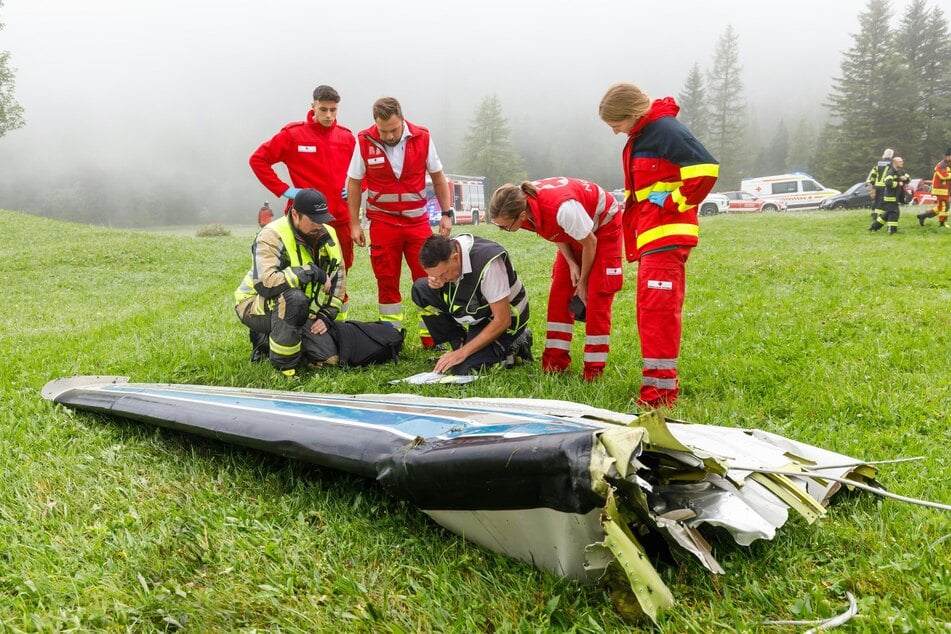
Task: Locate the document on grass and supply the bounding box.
[389,372,480,385]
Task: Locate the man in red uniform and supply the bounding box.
[346,97,453,345]
[488,177,623,381]
[917,147,951,228]
[249,85,357,272]
[599,82,719,409]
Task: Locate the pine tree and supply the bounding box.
[815,0,914,187]
[705,25,746,188]
[678,63,709,143]
[0,0,26,138]
[756,119,790,176]
[898,1,951,172]
[459,95,526,194]
[786,116,818,174]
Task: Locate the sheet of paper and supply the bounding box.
[388,372,480,385]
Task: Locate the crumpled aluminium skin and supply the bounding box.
[42,377,881,623]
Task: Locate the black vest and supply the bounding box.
[443,236,527,327]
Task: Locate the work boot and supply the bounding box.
[511,328,534,364]
[917,212,928,226]
[249,331,269,363]
[888,226,898,235]
[869,221,881,232]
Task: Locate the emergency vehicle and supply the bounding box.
[426,173,486,225]
[740,173,840,210]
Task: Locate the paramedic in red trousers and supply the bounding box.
[917,147,951,228]
[249,85,356,278]
[234,189,346,377]
[346,96,453,346]
[488,177,623,382]
[599,82,719,409]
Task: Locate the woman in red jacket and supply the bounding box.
[489,177,623,381]
[599,82,719,409]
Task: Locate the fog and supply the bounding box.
[0,0,905,226]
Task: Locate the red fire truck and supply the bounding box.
[426,174,486,225]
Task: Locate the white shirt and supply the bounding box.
[555,200,595,241]
[455,234,510,305]
[347,120,443,180]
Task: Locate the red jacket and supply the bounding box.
[249,111,355,223]
[621,97,718,261]
[357,120,430,220]
[932,159,950,197]
[524,177,619,244]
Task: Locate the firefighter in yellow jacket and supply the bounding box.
[235,188,346,375]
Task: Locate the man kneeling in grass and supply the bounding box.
[412,234,533,375]
[234,188,346,376]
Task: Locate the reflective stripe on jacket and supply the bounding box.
[234,215,345,318]
[621,97,718,261]
[357,120,430,218]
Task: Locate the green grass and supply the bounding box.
[1,208,949,632]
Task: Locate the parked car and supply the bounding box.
[908,178,937,206]
[818,182,873,210]
[721,190,787,213]
[698,193,729,216]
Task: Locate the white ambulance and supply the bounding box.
[740,173,840,210]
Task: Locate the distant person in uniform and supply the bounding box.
[917,147,951,228]
[870,156,910,234]
[257,201,273,227]
[866,148,894,222]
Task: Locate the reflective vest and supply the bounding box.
[867,160,890,189]
[234,215,344,313]
[357,120,430,219]
[441,236,529,332]
[524,177,619,243]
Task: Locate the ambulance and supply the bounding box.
[739,173,840,210]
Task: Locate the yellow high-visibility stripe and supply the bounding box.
[636,223,699,249]
[268,339,300,356]
[681,163,719,179]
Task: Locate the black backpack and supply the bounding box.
[331,321,405,367]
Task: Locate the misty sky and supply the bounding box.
[0,0,921,222]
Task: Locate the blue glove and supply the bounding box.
[283,187,302,200]
[340,186,348,201]
[648,191,670,206]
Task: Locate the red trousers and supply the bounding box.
[542,222,623,381]
[367,215,432,338]
[636,246,690,408]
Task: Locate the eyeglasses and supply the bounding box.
[493,210,523,232]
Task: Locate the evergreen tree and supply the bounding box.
[756,118,790,176]
[898,1,951,172]
[786,116,818,175]
[678,63,709,143]
[705,25,746,188]
[815,0,914,186]
[0,0,25,138]
[459,94,526,194]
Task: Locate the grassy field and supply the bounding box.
[1,207,949,632]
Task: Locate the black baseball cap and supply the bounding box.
[293,188,333,224]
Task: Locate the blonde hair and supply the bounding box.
[599,82,651,124]
[489,182,538,221]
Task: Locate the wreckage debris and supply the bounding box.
[43,375,894,622]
